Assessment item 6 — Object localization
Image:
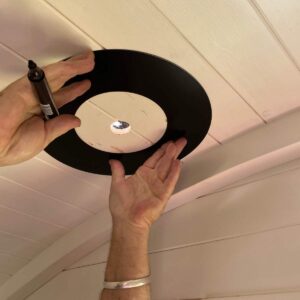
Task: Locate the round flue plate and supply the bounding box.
[45,49,212,175]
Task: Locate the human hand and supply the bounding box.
[108,138,187,232]
[0,50,95,166]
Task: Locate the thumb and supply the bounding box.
[44,114,81,146]
[109,159,125,184]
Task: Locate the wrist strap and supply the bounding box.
[103,276,151,289]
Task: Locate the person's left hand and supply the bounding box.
[108,137,187,232]
[0,50,95,166]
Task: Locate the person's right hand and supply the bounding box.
[108,138,187,232]
[0,50,95,166]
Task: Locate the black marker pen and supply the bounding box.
[27,60,59,120]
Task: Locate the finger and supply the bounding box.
[143,141,172,169]
[43,51,95,92]
[53,79,91,108]
[163,159,181,198]
[66,51,95,62]
[43,114,81,146]
[155,142,177,182]
[174,137,187,159]
[109,159,125,184]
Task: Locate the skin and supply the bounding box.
[101,138,186,299]
[0,50,187,299]
[0,50,95,166]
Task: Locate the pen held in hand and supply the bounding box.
[27,60,59,120]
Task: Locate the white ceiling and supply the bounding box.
[0,0,299,291]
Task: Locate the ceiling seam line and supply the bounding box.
[0,42,27,61]
[33,156,103,191]
[41,0,105,49]
[207,133,222,145]
[195,165,300,200]
[149,0,267,124]
[202,287,300,299]
[0,204,69,230]
[0,229,49,246]
[0,175,95,214]
[88,101,154,143]
[64,260,107,271]
[249,0,300,71]
[0,250,31,262]
[62,221,300,271]
[148,222,300,255]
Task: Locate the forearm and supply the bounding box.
[100,223,151,300]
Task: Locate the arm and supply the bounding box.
[100,138,187,299]
[100,224,150,299]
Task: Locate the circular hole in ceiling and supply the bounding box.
[110,120,131,134]
[75,92,168,153]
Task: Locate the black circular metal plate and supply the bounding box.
[45,49,212,175]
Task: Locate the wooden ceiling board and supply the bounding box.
[148,225,300,299]
[152,0,300,121]
[0,0,98,66]
[0,253,29,275]
[0,45,26,91]
[0,274,10,287]
[69,166,300,270]
[46,0,264,143]
[0,207,67,244]
[183,134,219,162]
[0,231,47,260]
[0,0,299,293]
[34,152,111,188]
[0,158,106,213]
[254,0,300,68]
[0,177,92,229]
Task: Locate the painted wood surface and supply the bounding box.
[0,0,299,292]
[70,166,300,269]
[152,0,300,120]
[47,0,264,142]
[26,169,300,299]
[254,0,300,68]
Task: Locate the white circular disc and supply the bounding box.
[75,92,167,153]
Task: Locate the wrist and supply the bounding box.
[112,222,150,242]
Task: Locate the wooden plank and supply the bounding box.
[34,152,109,189]
[0,209,111,300]
[198,292,300,300]
[26,264,105,300]
[152,0,300,121]
[0,177,92,229]
[255,0,300,68]
[217,157,300,192]
[0,45,25,91]
[149,225,300,299]
[68,167,300,268]
[0,253,28,275]
[172,109,300,205]
[0,207,67,245]
[0,231,47,260]
[27,225,300,300]
[69,242,109,270]
[0,158,107,213]
[47,0,264,142]
[183,135,220,162]
[0,0,99,66]
[0,274,10,288]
